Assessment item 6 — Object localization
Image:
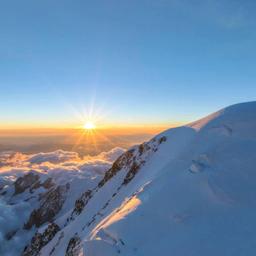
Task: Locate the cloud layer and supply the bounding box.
[0,147,125,256]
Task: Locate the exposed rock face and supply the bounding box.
[14,172,40,195]
[24,183,70,229]
[65,235,82,256]
[23,223,60,256]
[123,136,167,185]
[14,173,55,195]
[98,149,135,188]
[29,177,55,193]
[73,189,92,215]
[98,136,167,188]
[42,178,55,189]
[158,135,167,144]
[122,162,141,185]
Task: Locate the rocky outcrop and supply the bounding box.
[42,178,55,189]
[98,149,135,188]
[158,135,167,144]
[73,189,92,215]
[14,173,55,195]
[65,235,82,256]
[24,183,70,229]
[123,136,167,185]
[122,162,141,185]
[23,223,60,256]
[98,136,167,187]
[29,177,55,193]
[14,172,40,195]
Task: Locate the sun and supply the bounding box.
[83,121,96,130]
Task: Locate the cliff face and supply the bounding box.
[24,183,70,229]
[23,223,60,256]
[14,172,40,195]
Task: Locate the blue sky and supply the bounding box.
[0,0,256,128]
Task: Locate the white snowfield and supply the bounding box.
[41,101,256,256]
[1,102,256,256]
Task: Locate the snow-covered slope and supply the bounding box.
[2,102,256,256]
[39,101,256,256]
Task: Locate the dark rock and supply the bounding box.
[42,178,54,189]
[29,178,54,193]
[65,235,81,256]
[98,149,135,188]
[73,189,92,215]
[14,172,40,195]
[138,143,151,156]
[138,144,144,156]
[24,183,70,229]
[29,180,41,193]
[99,136,167,188]
[123,162,140,185]
[158,136,167,144]
[23,222,60,256]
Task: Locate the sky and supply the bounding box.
[0,0,256,129]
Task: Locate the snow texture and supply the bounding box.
[1,102,256,256]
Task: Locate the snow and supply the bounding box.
[1,102,256,256]
[42,101,256,256]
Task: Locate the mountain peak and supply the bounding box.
[187,101,256,133]
[1,102,256,256]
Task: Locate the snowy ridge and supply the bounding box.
[1,102,256,256]
[40,101,256,256]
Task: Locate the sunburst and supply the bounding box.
[83,121,96,130]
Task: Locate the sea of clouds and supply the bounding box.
[0,147,125,255]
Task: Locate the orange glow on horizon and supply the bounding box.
[0,122,184,136]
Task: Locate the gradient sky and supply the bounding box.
[0,0,256,128]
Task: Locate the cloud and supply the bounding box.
[0,147,126,190]
[0,199,32,256]
[28,150,80,164]
[0,147,126,255]
[0,147,125,174]
[83,147,125,162]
